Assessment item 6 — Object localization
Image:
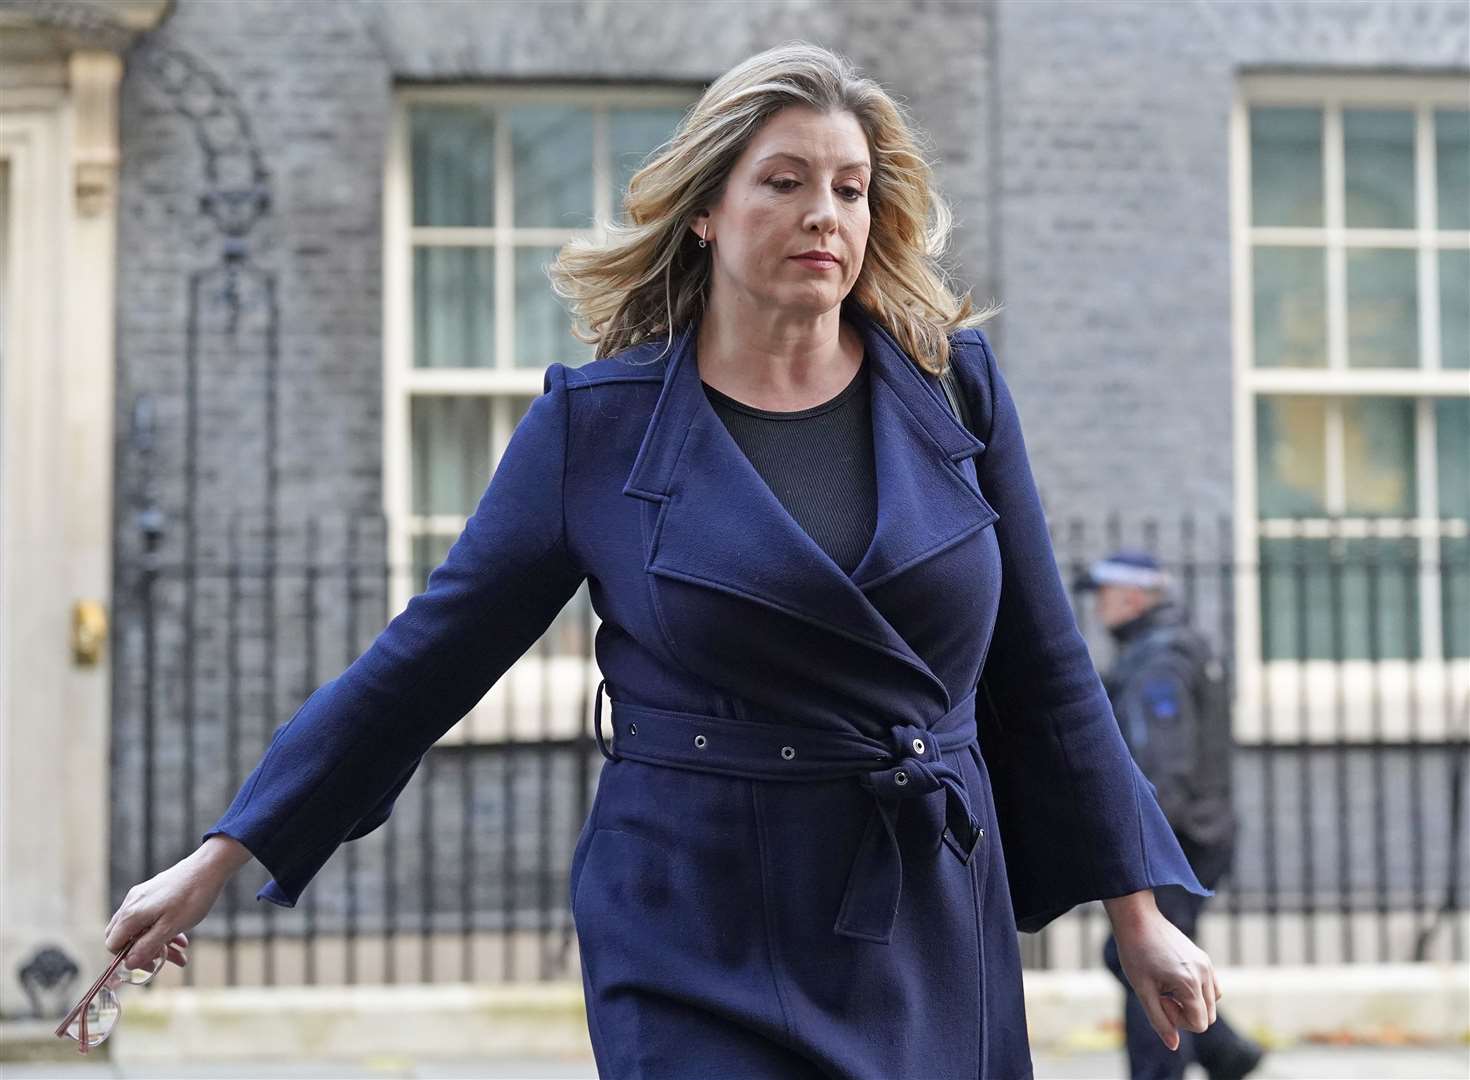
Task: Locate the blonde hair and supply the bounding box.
[546,40,1002,376]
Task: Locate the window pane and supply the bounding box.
[411,105,495,227]
[610,107,686,222]
[1441,249,1469,369]
[414,247,495,368]
[1438,398,1470,519]
[495,395,535,485]
[505,393,534,432]
[1254,246,1327,367]
[412,396,490,516]
[1259,536,1419,661]
[413,532,456,596]
[1259,537,1317,661]
[514,246,596,369]
[1251,107,1323,227]
[1342,397,1417,516]
[1437,108,1470,230]
[545,582,594,657]
[511,105,594,228]
[1256,396,1327,517]
[1342,537,1419,660]
[1346,248,1418,368]
[1343,109,1416,230]
[1444,536,1470,659]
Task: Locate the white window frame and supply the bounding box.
[1230,74,1470,745]
[383,85,696,744]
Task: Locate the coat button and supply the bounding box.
[894,770,909,786]
[781,746,797,760]
[911,737,926,755]
[694,734,707,749]
[629,723,637,736]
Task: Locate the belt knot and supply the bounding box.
[859,722,957,800]
[835,714,986,945]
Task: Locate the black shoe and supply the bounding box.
[1206,1039,1265,1080]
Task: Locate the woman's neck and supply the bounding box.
[696,303,862,411]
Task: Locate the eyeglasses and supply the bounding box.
[53,937,164,1053]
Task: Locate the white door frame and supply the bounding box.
[0,52,122,1019]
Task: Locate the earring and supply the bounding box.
[698,225,708,248]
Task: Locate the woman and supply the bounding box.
[105,41,1222,1080]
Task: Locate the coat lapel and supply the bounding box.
[622,302,998,710]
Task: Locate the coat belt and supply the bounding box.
[591,680,985,945]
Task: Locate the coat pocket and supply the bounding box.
[571,827,676,929]
[570,826,679,1004]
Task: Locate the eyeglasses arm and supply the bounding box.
[53,937,136,1042]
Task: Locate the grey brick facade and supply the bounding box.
[994,0,1465,526]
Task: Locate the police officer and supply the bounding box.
[1078,550,1264,1080]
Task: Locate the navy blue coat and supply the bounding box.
[206,298,1207,1079]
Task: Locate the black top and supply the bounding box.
[702,352,877,575]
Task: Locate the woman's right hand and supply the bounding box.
[104,835,253,970]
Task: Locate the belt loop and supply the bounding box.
[592,678,620,762]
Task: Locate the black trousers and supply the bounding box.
[1102,838,1253,1080]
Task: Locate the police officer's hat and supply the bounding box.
[1074,549,1171,592]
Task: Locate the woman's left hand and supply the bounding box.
[1107,895,1221,1051]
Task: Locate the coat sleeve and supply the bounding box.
[202,362,588,907]
[956,328,1208,934]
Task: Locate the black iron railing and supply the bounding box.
[111,512,1469,983]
